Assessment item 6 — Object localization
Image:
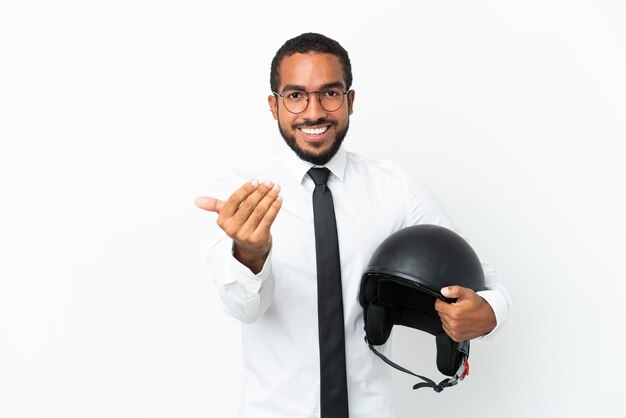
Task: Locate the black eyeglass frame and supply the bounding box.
[272,88,351,114]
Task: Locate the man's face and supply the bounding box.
[268,53,355,165]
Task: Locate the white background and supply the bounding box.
[1,1,625,417]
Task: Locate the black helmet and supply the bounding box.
[359,224,485,392]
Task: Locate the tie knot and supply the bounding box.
[308,167,331,186]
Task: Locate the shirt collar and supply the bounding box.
[284,145,347,185]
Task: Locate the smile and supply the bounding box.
[299,125,330,135]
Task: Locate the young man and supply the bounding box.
[196,33,510,418]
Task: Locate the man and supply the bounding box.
[196,33,511,418]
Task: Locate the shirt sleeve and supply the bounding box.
[401,166,512,339]
[202,174,276,324]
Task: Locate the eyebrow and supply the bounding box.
[280,81,346,93]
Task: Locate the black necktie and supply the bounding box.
[308,167,349,418]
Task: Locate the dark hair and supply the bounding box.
[270,33,352,93]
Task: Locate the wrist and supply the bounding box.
[233,244,269,274]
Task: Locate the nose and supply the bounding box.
[301,92,327,120]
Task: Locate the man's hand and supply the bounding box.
[195,180,283,274]
[434,285,497,342]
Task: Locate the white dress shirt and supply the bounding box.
[204,146,511,418]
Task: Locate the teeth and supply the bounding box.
[301,126,329,135]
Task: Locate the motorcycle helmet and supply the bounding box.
[359,224,486,392]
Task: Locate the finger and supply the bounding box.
[441,285,470,299]
[231,180,276,227]
[440,318,450,332]
[239,183,281,235]
[435,298,463,324]
[439,314,464,341]
[434,296,457,316]
[254,194,283,236]
[441,322,463,342]
[195,196,226,213]
[440,318,451,334]
[220,180,260,218]
[434,298,448,314]
[435,306,452,323]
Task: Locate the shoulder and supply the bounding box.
[345,150,441,212]
[345,150,424,187]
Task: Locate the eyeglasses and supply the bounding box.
[272,87,349,114]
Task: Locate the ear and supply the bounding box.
[268,95,278,120]
[347,90,355,115]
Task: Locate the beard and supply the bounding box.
[278,117,350,166]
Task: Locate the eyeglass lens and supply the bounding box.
[281,88,345,113]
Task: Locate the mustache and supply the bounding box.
[292,118,336,129]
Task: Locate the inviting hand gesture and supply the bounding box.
[195,180,283,274]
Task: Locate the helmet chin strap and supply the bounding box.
[364,336,469,393]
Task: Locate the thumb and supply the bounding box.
[441,285,470,299]
[195,196,225,213]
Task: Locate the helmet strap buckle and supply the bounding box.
[458,360,470,381]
